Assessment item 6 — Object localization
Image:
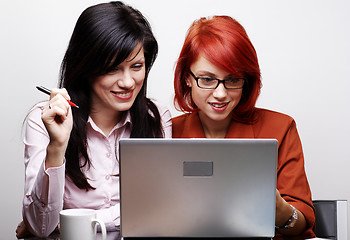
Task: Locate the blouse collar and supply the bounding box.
[87,111,132,137]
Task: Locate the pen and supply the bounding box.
[36,86,79,108]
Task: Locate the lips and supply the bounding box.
[111,90,134,100]
[209,102,229,112]
[209,102,228,108]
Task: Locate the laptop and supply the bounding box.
[119,138,278,239]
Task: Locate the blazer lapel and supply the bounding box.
[181,112,206,138]
[225,120,255,138]
[182,112,255,139]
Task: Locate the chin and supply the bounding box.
[112,102,134,112]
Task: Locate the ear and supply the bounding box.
[185,77,192,87]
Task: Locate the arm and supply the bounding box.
[275,189,308,235]
[95,205,121,231]
[22,89,73,237]
[275,120,315,238]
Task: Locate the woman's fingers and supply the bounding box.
[50,88,71,101]
[44,93,70,118]
[41,89,74,146]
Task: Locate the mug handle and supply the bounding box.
[92,218,107,240]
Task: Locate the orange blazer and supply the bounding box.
[172,108,315,239]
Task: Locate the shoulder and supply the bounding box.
[148,100,172,138]
[150,99,169,115]
[172,113,192,128]
[172,112,204,138]
[149,99,172,119]
[254,108,294,126]
[251,108,297,138]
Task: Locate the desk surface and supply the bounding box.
[22,231,326,240]
[22,231,120,240]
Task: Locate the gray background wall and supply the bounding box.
[1,0,349,239]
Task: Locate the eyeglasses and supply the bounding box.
[189,71,245,90]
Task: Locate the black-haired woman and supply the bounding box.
[16,2,171,238]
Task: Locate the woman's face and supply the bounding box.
[91,44,145,115]
[188,54,243,125]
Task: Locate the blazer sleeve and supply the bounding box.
[276,120,315,239]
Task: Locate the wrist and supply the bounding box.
[276,204,298,230]
[45,143,66,169]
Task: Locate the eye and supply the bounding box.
[226,78,240,84]
[132,63,145,70]
[199,77,215,83]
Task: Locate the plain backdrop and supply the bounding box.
[1,0,349,239]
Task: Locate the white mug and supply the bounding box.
[60,209,107,240]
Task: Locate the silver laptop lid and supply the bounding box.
[119,138,277,238]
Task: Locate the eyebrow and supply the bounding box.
[127,56,145,64]
[195,71,216,77]
[195,71,235,78]
[126,45,144,62]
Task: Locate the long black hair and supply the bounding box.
[59,1,163,190]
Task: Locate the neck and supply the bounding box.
[198,112,232,138]
[90,107,122,136]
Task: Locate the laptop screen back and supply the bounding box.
[119,138,277,238]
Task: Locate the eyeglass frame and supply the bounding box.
[189,70,245,90]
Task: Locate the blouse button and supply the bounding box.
[104,197,110,204]
[105,175,110,180]
[106,152,111,158]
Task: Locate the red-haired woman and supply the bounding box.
[172,16,315,239]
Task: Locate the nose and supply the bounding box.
[212,82,228,99]
[118,70,135,89]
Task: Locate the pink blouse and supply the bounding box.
[22,101,172,237]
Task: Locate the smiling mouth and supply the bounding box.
[111,90,133,99]
[209,102,229,108]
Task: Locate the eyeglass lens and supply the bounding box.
[197,77,244,89]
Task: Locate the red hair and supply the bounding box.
[174,16,262,123]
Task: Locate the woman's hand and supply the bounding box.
[275,189,307,235]
[275,189,291,226]
[41,88,73,169]
[16,221,33,239]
